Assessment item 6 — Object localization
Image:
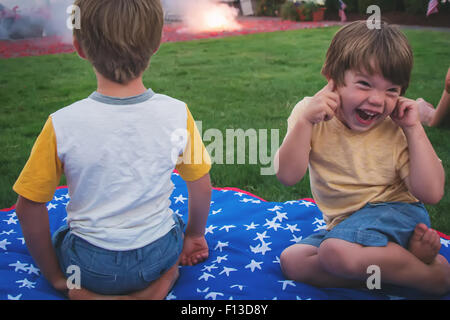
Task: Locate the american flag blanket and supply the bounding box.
[1,172,449,300]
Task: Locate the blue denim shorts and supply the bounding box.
[298,202,430,248]
[52,214,184,295]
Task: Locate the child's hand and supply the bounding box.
[300,80,340,125]
[180,234,209,266]
[391,97,421,129]
[416,98,435,126]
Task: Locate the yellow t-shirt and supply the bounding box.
[287,97,418,229]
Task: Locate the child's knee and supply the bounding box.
[318,239,360,277]
[280,247,294,276]
[280,245,317,281]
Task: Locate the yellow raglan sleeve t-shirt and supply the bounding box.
[287,98,417,229]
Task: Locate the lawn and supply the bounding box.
[1,26,449,234]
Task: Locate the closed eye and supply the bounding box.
[357,81,370,87]
[387,88,401,96]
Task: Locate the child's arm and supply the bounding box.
[419,68,450,127]
[15,196,68,293]
[429,89,450,127]
[392,97,445,204]
[276,80,339,186]
[180,173,212,266]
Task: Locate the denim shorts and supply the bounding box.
[298,202,430,248]
[52,214,184,295]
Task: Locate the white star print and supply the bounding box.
[0,229,15,235]
[26,264,40,276]
[205,292,224,300]
[230,284,245,291]
[173,194,188,204]
[250,242,272,255]
[205,225,218,235]
[290,234,303,243]
[314,224,327,232]
[9,261,28,272]
[220,225,236,232]
[3,216,17,225]
[212,208,222,215]
[313,217,326,225]
[46,202,57,211]
[166,291,176,300]
[244,222,259,230]
[278,280,296,290]
[219,266,237,277]
[274,211,288,222]
[264,218,282,231]
[202,264,218,272]
[440,238,449,248]
[245,260,263,272]
[284,224,300,233]
[198,272,215,281]
[0,238,12,250]
[7,294,22,300]
[299,200,315,207]
[267,205,283,212]
[213,255,228,264]
[253,231,270,242]
[214,241,229,252]
[16,278,36,289]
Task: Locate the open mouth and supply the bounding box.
[355,108,380,125]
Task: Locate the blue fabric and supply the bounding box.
[298,202,431,248]
[1,172,449,300]
[51,215,183,295]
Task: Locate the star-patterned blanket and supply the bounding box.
[1,172,449,300]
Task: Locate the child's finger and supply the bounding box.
[327,79,336,91]
[318,79,336,94]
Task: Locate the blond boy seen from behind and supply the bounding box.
[14,0,212,300]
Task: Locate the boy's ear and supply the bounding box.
[73,36,87,60]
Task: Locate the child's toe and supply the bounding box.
[411,223,428,241]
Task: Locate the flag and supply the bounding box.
[339,0,347,22]
[426,0,439,16]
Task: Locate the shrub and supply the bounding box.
[280,1,300,21]
[256,0,286,16]
[403,0,429,14]
[343,0,359,13]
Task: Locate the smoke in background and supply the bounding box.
[0,0,241,41]
[163,0,241,33]
[0,0,73,41]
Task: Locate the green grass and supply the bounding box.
[1,27,449,234]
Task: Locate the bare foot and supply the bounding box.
[426,254,450,295]
[68,263,180,300]
[131,263,180,300]
[408,223,441,264]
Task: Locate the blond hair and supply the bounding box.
[321,20,413,95]
[73,0,164,84]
